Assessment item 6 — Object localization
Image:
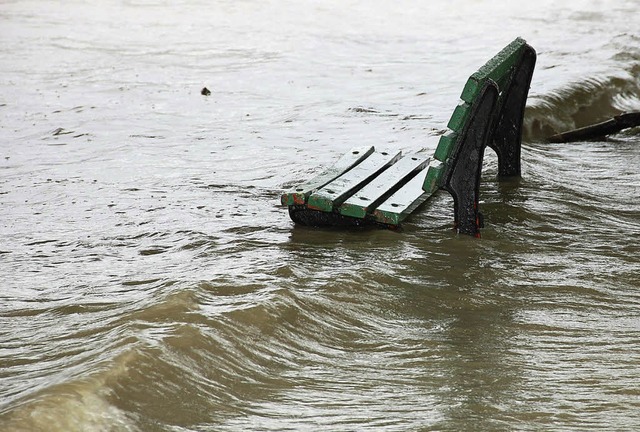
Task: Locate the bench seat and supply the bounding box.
[282,149,441,227]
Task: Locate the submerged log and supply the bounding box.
[548,111,640,143]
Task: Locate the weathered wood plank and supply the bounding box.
[432,102,469,165]
[280,146,374,206]
[447,101,472,132]
[422,159,444,194]
[460,37,526,103]
[306,150,402,212]
[373,159,443,225]
[433,131,458,163]
[338,153,430,219]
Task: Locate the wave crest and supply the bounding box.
[524,66,640,142]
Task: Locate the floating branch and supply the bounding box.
[548,111,640,143]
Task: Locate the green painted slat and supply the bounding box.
[307,150,402,212]
[447,102,471,132]
[339,153,430,219]
[460,37,526,103]
[433,131,458,163]
[373,159,442,225]
[422,159,444,194]
[460,79,481,106]
[476,37,526,81]
[280,146,374,206]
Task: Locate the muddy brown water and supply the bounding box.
[1,0,640,430]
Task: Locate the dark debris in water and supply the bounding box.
[129,134,165,139]
[51,127,73,136]
[548,111,640,143]
[349,107,379,114]
[46,128,90,140]
[139,247,170,256]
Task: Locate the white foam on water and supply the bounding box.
[0,350,142,432]
[2,386,138,432]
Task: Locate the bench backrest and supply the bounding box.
[425,37,534,193]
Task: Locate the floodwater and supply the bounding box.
[1,0,640,430]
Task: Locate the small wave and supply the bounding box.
[524,68,640,142]
[0,366,140,432]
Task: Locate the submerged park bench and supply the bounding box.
[281,38,537,236]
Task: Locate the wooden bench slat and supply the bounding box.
[422,159,444,194]
[338,153,431,219]
[280,146,374,206]
[373,160,443,225]
[306,149,402,212]
[433,131,458,163]
[460,37,526,103]
[447,102,472,132]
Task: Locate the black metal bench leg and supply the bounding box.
[490,46,537,177]
[444,82,500,236]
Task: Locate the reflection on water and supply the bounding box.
[1,0,640,430]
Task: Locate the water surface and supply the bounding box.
[1,1,640,431]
